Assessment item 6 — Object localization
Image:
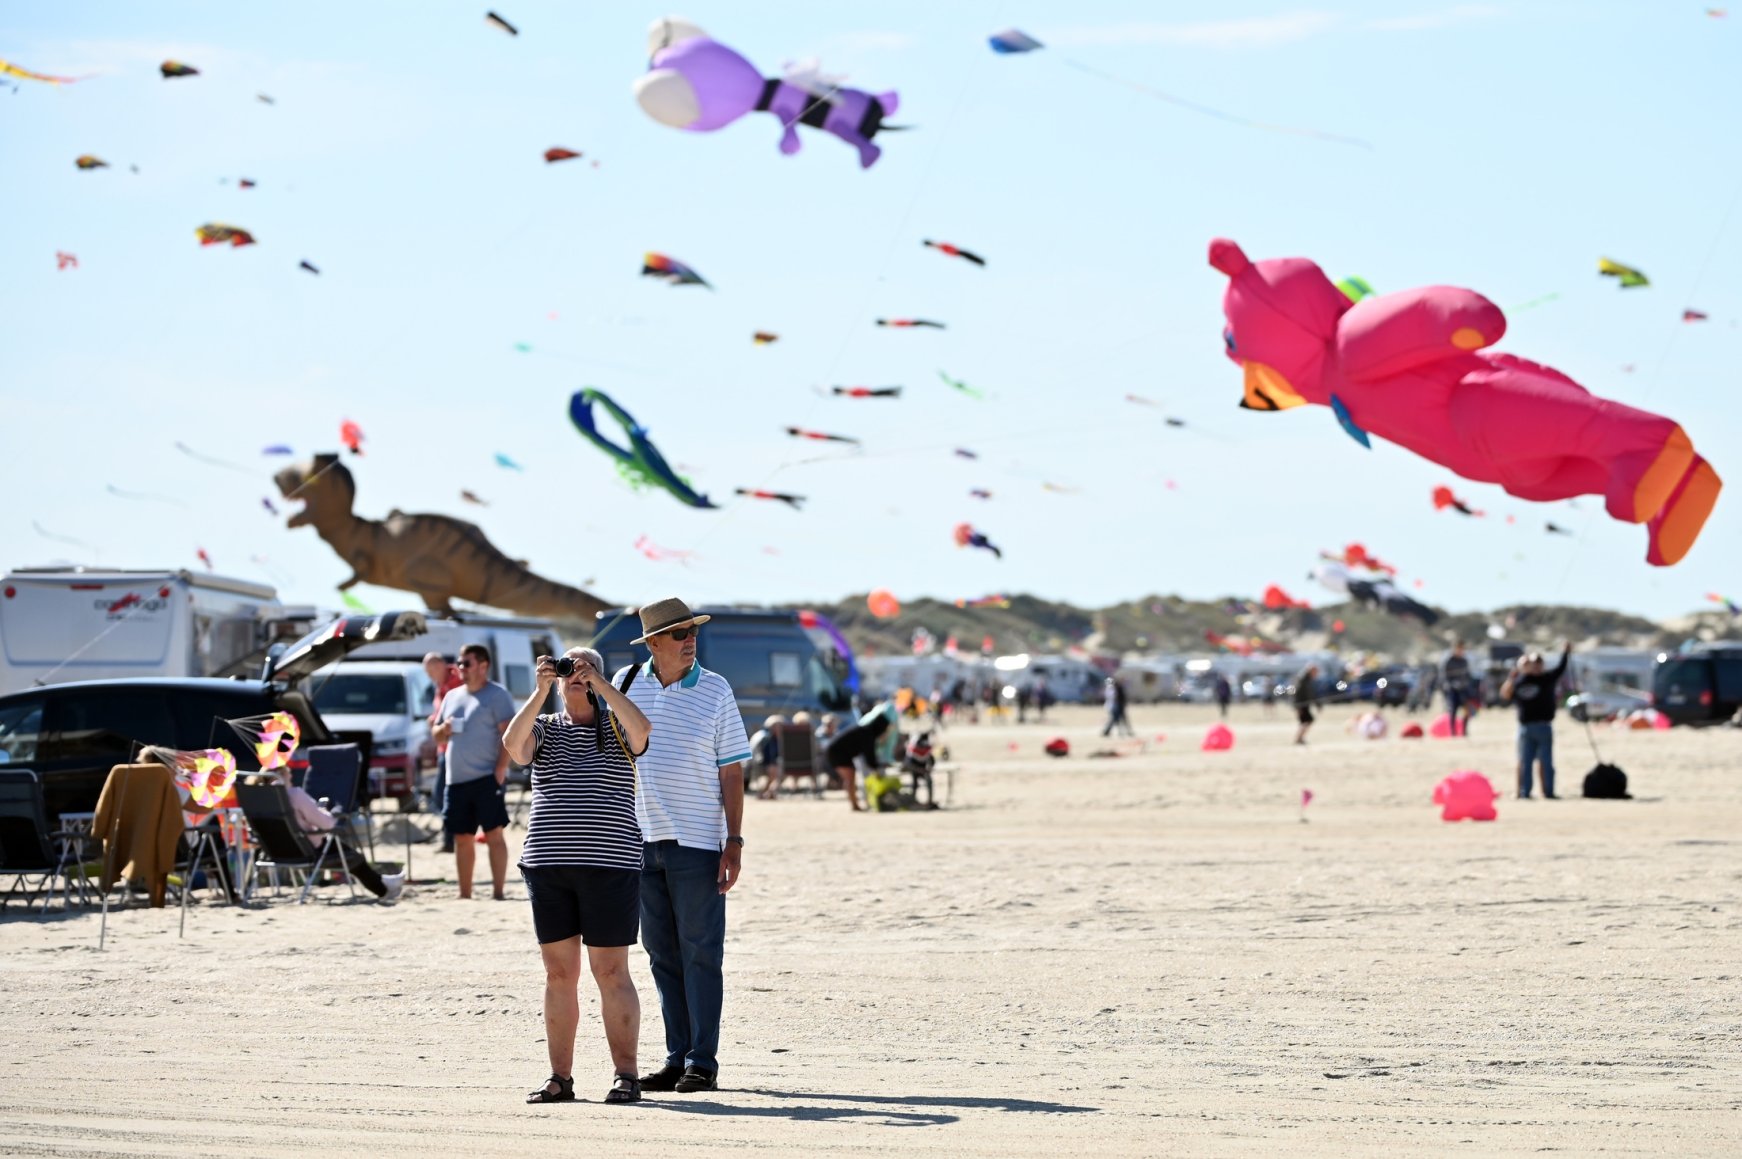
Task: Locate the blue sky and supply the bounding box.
[3,2,1738,622]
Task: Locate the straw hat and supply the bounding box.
[631,597,711,644]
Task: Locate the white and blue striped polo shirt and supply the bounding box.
[616,660,751,851]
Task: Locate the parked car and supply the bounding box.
[306,660,437,810]
[1651,644,1742,726]
[0,611,426,824]
[1566,687,1651,723]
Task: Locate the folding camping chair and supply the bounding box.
[303,744,372,859]
[772,723,824,797]
[168,819,236,936]
[234,779,354,904]
[0,769,98,912]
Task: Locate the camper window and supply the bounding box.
[0,698,45,764]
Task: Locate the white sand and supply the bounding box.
[2,703,1739,1157]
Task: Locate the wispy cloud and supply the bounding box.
[1365,5,1502,32]
[1049,12,1342,50]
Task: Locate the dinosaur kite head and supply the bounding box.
[1210,237,1352,412]
[275,453,356,528]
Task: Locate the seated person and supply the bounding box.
[283,770,405,902]
[749,714,785,800]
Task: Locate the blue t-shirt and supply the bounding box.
[439,681,515,785]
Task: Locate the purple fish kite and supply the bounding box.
[633,17,900,169]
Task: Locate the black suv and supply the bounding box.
[0,612,426,823]
[1652,643,1742,726]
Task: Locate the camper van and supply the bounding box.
[0,567,316,696]
[590,607,851,730]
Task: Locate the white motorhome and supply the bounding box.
[337,611,564,704]
[858,654,994,700]
[992,653,1106,704]
[0,567,316,695]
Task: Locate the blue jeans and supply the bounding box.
[1517,721,1556,797]
[641,840,725,1073]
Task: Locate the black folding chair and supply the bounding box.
[773,723,824,797]
[303,744,372,859]
[0,768,98,912]
[234,779,353,904]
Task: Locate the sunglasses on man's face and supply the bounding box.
[456,660,477,668]
[659,627,697,642]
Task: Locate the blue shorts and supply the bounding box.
[521,864,641,946]
[443,775,509,836]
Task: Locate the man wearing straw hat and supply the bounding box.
[615,597,751,1094]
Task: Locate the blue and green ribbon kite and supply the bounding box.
[568,388,716,509]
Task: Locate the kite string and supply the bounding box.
[1547,169,1742,598]
[1054,56,1373,150]
[674,32,994,556]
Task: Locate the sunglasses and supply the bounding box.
[658,627,697,642]
[456,660,478,668]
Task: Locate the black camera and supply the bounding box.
[554,656,581,677]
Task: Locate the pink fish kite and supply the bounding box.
[1211,238,1720,565]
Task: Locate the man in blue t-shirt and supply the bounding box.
[432,643,516,899]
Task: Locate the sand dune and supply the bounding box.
[3,703,1739,1156]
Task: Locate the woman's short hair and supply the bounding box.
[564,645,604,673]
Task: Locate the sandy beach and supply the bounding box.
[3,702,1739,1157]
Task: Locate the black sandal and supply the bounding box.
[605,1073,642,1104]
[527,1073,575,1104]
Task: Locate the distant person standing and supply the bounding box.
[1500,643,1572,800]
[1293,664,1319,745]
[1101,677,1134,737]
[1442,642,1476,736]
[424,651,463,853]
[616,598,751,1095]
[1015,682,1032,723]
[431,643,515,899]
[1033,676,1052,723]
[1213,674,1233,719]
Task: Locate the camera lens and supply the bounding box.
[554,657,577,677]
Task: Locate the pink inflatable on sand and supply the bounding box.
[1428,713,1465,738]
[1201,723,1234,751]
[1433,769,1498,821]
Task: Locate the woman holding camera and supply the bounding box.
[505,646,651,1105]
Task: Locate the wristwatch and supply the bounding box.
[726,835,745,847]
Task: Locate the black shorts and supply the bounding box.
[1296,705,1315,725]
[520,864,641,946]
[443,776,509,836]
[826,733,875,768]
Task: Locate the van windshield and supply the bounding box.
[312,673,407,716]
